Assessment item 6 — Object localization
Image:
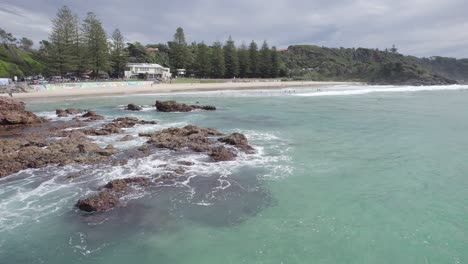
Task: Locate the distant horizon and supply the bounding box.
[1,0,467,59]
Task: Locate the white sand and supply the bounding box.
[4,81,358,100]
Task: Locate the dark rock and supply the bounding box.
[210,146,237,162]
[0,134,113,178]
[126,104,142,111]
[0,97,45,126]
[155,100,216,112]
[76,190,120,212]
[57,117,156,137]
[65,108,84,115]
[218,133,255,153]
[144,125,222,151]
[56,109,68,117]
[119,135,134,141]
[102,177,151,192]
[76,177,150,212]
[177,160,194,166]
[81,111,104,121]
[173,167,186,174]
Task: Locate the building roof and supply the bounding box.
[126,63,166,68]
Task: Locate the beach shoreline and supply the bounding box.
[1,81,358,100]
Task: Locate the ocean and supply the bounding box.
[1,84,467,263]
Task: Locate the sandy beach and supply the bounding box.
[3,81,356,100]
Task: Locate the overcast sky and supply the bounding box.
[1,0,467,58]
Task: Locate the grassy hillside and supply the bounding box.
[0,43,44,78]
[282,45,465,84]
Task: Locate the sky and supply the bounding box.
[1,0,467,58]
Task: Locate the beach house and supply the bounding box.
[124,63,171,80]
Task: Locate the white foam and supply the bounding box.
[294,84,468,97]
[0,114,292,233]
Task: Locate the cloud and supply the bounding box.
[0,0,467,58]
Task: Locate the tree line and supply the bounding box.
[7,5,286,79]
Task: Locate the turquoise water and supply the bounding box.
[1,85,468,263]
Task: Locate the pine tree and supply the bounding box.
[19,37,33,51]
[49,6,79,76]
[223,36,239,78]
[174,27,186,45]
[210,41,225,78]
[248,41,259,78]
[238,43,250,78]
[270,46,280,78]
[168,27,189,72]
[110,28,128,78]
[72,14,87,77]
[82,12,109,78]
[258,41,271,78]
[196,42,211,77]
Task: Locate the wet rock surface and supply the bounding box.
[57,116,157,137]
[0,97,45,126]
[56,108,85,117]
[126,104,142,111]
[219,132,255,153]
[0,99,265,230]
[210,146,237,161]
[76,177,152,212]
[0,133,114,178]
[155,100,216,112]
[140,125,222,152]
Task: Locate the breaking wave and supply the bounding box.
[294,84,468,97]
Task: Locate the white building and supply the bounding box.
[124,63,171,80]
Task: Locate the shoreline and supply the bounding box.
[2,81,358,101]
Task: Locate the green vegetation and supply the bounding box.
[281,45,467,84]
[0,43,44,77]
[0,4,467,85]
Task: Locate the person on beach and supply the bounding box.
[8,90,13,97]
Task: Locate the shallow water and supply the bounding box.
[1,84,468,263]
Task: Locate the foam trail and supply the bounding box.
[295,85,468,97]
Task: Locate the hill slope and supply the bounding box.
[0,44,44,78]
[282,45,466,85]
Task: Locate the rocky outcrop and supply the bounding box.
[57,117,157,137]
[0,133,115,178]
[140,125,222,152]
[56,108,84,117]
[126,104,142,111]
[76,177,151,212]
[0,97,45,126]
[210,146,237,161]
[218,133,255,153]
[76,190,120,213]
[155,100,216,112]
[140,125,254,162]
[79,110,105,121]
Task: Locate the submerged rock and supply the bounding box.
[80,111,105,121]
[0,97,45,126]
[126,104,142,111]
[76,177,151,212]
[155,100,216,112]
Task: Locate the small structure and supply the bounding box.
[176,69,186,77]
[124,63,171,80]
